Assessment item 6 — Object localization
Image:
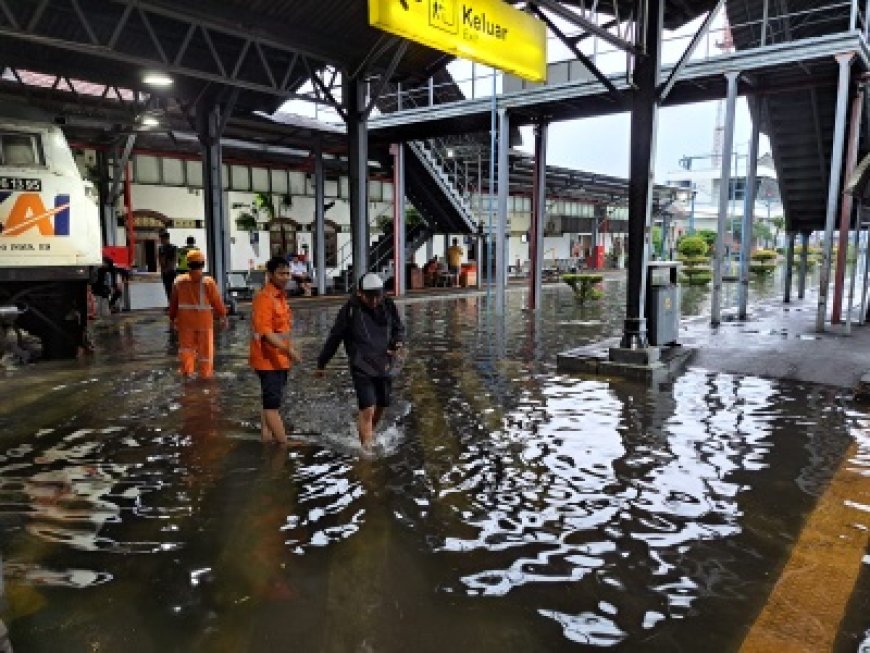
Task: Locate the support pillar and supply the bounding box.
[712,71,740,325]
[345,76,369,284]
[738,112,760,319]
[784,232,796,303]
[97,150,116,246]
[313,141,326,296]
[425,237,434,261]
[392,143,406,296]
[496,108,510,315]
[619,0,664,349]
[817,52,855,331]
[847,218,861,332]
[530,119,547,311]
[798,232,810,299]
[197,103,230,296]
[832,82,865,322]
[860,208,870,323]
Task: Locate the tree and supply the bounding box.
[697,229,717,250]
[770,216,785,247]
[753,221,773,248]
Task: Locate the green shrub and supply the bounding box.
[681,268,712,285]
[677,236,708,258]
[562,273,604,304]
[751,249,778,262]
[749,263,776,276]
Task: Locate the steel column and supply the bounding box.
[860,209,870,323]
[818,53,856,331]
[620,0,664,349]
[799,232,810,299]
[313,141,326,296]
[739,114,760,318]
[96,150,116,246]
[832,83,865,322]
[784,232,796,303]
[345,76,369,284]
[847,220,861,332]
[530,119,548,311]
[197,103,229,296]
[496,108,510,315]
[712,71,740,325]
[392,143,406,297]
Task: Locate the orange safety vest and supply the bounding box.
[170,274,227,330]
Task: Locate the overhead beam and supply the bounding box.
[658,0,725,102]
[528,4,623,102]
[0,0,339,99]
[534,0,639,55]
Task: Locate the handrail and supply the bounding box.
[379,1,859,113]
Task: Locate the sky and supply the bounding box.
[516,97,771,183]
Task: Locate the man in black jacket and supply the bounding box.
[316,273,405,451]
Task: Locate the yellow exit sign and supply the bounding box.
[369,0,547,83]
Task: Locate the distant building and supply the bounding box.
[666,152,783,250]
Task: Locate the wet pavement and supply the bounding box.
[0,271,869,652]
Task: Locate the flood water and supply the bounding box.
[1,273,869,652]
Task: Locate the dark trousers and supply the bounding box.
[161,270,177,300]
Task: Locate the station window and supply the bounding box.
[0,132,44,167]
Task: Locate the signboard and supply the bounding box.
[369,0,546,83]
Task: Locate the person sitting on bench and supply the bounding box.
[289,254,313,297]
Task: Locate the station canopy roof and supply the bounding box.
[0,0,719,205]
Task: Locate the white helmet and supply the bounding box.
[359,273,384,292]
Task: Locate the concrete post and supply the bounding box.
[817,52,855,332]
[712,71,740,325]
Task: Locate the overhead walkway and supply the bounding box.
[727,2,859,235]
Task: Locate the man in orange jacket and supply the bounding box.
[249,256,300,444]
[168,249,228,379]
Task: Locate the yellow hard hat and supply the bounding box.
[186,249,205,264]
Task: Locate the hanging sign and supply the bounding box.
[369,0,546,83]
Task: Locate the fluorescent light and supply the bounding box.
[141,115,160,127]
[143,72,173,87]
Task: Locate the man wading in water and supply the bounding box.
[315,273,405,453]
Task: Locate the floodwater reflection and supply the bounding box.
[0,278,868,651]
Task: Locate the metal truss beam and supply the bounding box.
[0,0,339,98]
[528,4,622,102]
[534,0,639,55]
[658,0,725,102]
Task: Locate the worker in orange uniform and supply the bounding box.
[168,249,228,379]
[249,256,301,444]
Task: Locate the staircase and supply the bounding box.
[332,222,433,293]
[726,1,855,234]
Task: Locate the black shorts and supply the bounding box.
[351,371,392,410]
[257,369,288,410]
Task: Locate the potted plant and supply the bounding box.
[677,235,712,286]
[562,273,604,304]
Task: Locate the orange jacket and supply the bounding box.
[169,274,227,330]
[249,283,293,371]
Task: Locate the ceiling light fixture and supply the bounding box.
[143,72,173,87]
